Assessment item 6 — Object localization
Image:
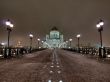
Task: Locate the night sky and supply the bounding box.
[0,0,110,47]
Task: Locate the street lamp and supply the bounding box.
[1,42,6,48]
[1,43,5,46]
[5,19,14,48]
[37,38,40,49]
[76,34,81,52]
[41,41,44,48]
[65,41,68,48]
[29,34,33,53]
[96,19,105,58]
[96,19,104,48]
[66,41,68,43]
[69,38,72,48]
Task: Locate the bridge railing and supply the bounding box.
[0,47,47,58]
[0,47,28,58]
[62,47,110,58]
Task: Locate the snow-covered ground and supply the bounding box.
[0,49,110,82]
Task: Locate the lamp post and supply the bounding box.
[96,19,104,57]
[65,41,68,48]
[96,19,104,48]
[29,34,33,53]
[69,39,72,48]
[76,34,81,53]
[41,41,44,48]
[5,19,14,57]
[5,19,14,48]
[37,38,40,49]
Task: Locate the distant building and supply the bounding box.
[43,27,67,48]
[15,41,23,48]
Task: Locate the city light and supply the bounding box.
[5,21,11,26]
[9,23,14,28]
[5,19,14,29]
[96,19,104,29]
[99,20,104,26]
[96,24,100,28]
[42,41,44,43]
[66,41,68,43]
[69,38,72,41]
[48,80,51,82]
[1,42,5,46]
[76,34,81,38]
[29,34,33,38]
[37,38,40,41]
[107,55,110,58]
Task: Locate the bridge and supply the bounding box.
[0,27,110,82]
[0,1,110,81]
[0,25,110,82]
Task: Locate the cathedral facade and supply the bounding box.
[43,27,66,48]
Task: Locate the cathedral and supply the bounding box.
[42,27,67,48]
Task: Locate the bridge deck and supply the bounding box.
[0,49,110,82]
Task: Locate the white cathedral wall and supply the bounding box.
[42,30,68,48]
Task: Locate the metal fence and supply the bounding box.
[0,47,46,58]
[63,47,110,58]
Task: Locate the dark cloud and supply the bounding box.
[0,0,110,46]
